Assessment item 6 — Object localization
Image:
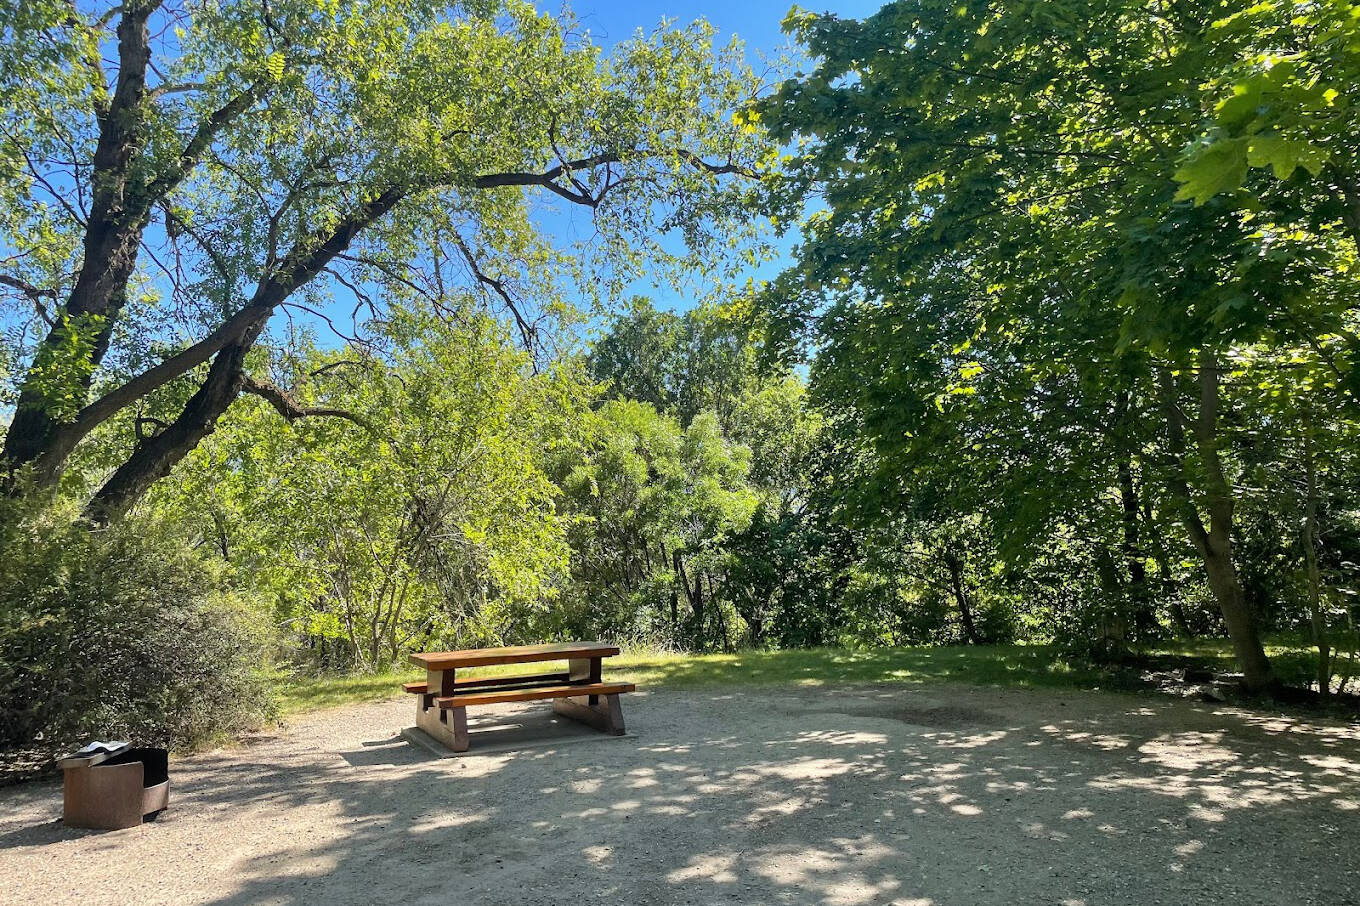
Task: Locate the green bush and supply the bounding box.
[0,497,275,754]
[974,597,1020,645]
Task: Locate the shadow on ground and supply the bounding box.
[2,684,1358,906]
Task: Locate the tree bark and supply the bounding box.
[82,185,408,519]
[673,550,704,649]
[2,3,158,484]
[2,5,268,491]
[1160,353,1275,691]
[1116,453,1153,635]
[943,548,981,644]
[1301,415,1331,695]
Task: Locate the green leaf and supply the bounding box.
[1173,138,1248,205]
[1245,134,1329,179]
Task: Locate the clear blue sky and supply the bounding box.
[567,0,881,49]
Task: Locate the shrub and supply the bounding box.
[974,597,1020,645]
[0,497,275,755]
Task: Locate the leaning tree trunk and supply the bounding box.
[87,341,249,521]
[1161,353,1275,691]
[79,186,408,520]
[943,548,981,645]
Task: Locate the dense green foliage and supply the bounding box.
[159,305,585,667]
[0,495,272,750]
[754,0,1360,692]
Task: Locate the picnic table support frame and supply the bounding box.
[415,670,470,753]
[569,656,603,705]
[552,692,626,736]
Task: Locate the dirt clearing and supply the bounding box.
[2,683,1358,905]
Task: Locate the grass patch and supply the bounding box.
[277,643,1124,715]
[277,670,422,715]
[275,634,1350,718]
[605,644,1123,691]
[1150,632,1356,690]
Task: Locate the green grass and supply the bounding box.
[274,641,1213,715]
[1151,632,1356,689]
[275,633,1354,717]
[604,644,1122,690]
[277,669,424,715]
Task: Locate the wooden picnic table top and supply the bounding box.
[410,641,620,671]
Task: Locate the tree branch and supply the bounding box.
[240,375,375,431]
[451,236,536,350]
[472,150,756,205]
[60,184,408,456]
[144,81,266,201]
[0,275,57,326]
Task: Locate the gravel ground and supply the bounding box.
[2,683,1358,906]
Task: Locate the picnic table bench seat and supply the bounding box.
[434,681,635,708]
[402,642,634,754]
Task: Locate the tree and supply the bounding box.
[556,400,758,649]
[758,0,1360,690]
[156,303,583,667]
[0,1,768,519]
[588,298,765,428]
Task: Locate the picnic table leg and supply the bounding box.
[415,668,472,753]
[568,656,603,705]
[600,693,625,735]
[432,667,458,697]
[552,692,626,736]
[416,667,453,719]
[448,706,470,752]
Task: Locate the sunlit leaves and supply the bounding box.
[1176,0,1359,203]
[155,303,585,661]
[1174,138,1249,205]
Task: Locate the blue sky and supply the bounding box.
[568,0,881,49]
[535,0,882,318]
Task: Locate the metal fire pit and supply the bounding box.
[60,744,169,830]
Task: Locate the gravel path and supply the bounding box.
[2,683,1358,906]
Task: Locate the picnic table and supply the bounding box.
[403,642,635,753]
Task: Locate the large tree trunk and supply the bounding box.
[2,3,158,486]
[1199,537,1274,687]
[1161,352,1275,691]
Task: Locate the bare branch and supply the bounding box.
[310,359,367,378]
[147,80,210,99]
[0,274,57,300]
[472,149,759,207]
[451,236,536,350]
[0,274,57,325]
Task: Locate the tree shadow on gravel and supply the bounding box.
[3,688,1359,905]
